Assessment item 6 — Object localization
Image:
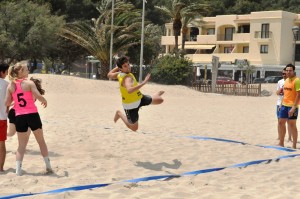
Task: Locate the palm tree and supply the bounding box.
[180,16,203,52]
[58,0,141,79]
[155,0,185,55]
[180,4,209,51]
[155,0,209,56]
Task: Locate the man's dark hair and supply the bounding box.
[0,63,9,73]
[116,56,129,68]
[286,63,295,71]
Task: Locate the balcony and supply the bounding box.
[232,33,250,43]
[196,35,216,44]
[185,53,251,64]
[161,36,182,45]
[217,34,234,41]
[254,31,272,42]
[161,33,249,45]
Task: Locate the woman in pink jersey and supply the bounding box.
[5,61,52,176]
[7,77,45,137]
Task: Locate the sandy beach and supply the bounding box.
[1,74,300,199]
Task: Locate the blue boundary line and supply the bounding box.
[1,153,300,199]
[186,136,297,152]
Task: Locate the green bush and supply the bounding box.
[151,55,193,85]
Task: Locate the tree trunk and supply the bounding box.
[99,61,109,80]
[180,27,188,57]
[173,19,182,56]
[30,58,37,73]
[181,27,188,50]
[174,35,179,55]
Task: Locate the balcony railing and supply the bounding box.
[197,35,216,44]
[254,31,272,39]
[233,33,250,42]
[185,53,251,63]
[217,34,233,41]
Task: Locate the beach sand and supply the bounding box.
[1,74,300,198]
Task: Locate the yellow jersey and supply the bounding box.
[117,72,143,109]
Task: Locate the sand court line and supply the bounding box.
[2,153,300,199]
[185,136,297,152]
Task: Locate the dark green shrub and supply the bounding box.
[151,55,193,85]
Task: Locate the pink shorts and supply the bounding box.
[0,120,7,141]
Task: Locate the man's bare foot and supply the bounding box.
[114,111,120,123]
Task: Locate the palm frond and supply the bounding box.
[58,0,143,79]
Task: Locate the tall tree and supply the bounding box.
[0,0,65,70]
[155,0,209,56]
[180,4,209,51]
[127,0,171,25]
[155,0,186,55]
[32,0,99,22]
[127,24,164,65]
[58,0,142,79]
[228,0,261,14]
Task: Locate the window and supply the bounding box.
[238,25,250,33]
[243,46,249,53]
[189,27,199,41]
[167,28,171,36]
[260,45,268,53]
[295,44,300,61]
[207,28,215,35]
[224,47,232,53]
[225,27,234,41]
[261,24,269,38]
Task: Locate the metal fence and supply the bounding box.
[191,82,262,96]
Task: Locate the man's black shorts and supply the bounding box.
[124,95,152,124]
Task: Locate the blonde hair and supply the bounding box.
[8,61,28,82]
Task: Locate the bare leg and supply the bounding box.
[114,110,138,131]
[114,111,120,123]
[33,129,52,173]
[287,120,298,149]
[32,129,49,158]
[288,124,293,142]
[278,118,287,147]
[0,141,6,171]
[277,119,285,140]
[7,123,16,137]
[16,131,30,175]
[16,131,31,161]
[151,91,164,105]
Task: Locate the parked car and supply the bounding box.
[265,76,282,83]
[216,76,239,84]
[253,78,266,84]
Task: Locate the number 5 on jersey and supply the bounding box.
[17,93,27,107]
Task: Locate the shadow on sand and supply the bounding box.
[135,159,182,171]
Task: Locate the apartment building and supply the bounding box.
[161,10,300,81]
